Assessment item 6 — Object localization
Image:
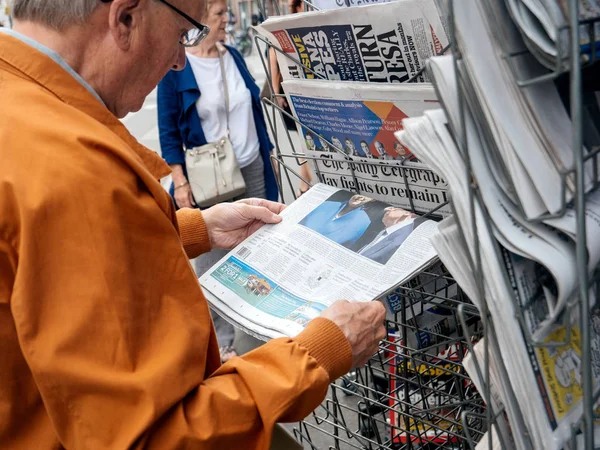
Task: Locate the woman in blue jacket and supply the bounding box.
[157,0,277,361]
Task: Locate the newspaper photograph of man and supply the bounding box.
[374,140,392,159]
[360,140,374,158]
[299,190,388,250]
[305,132,317,151]
[318,135,330,152]
[355,206,426,265]
[393,141,407,158]
[331,136,344,154]
[344,137,359,157]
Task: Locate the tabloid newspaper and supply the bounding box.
[282,78,450,216]
[199,183,439,340]
[255,0,448,83]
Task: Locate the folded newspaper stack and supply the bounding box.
[462,340,515,450]
[281,78,451,215]
[447,0,598,220]
[391,0,600,444]
[500,0,600,70]
[397,100,600,450]
[200,183,439,341]
[255,0,448,83]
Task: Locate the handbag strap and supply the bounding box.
[216,43,230,137]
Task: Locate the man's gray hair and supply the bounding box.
[10,0,100,30]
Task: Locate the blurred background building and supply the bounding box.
[228,0,288,32]
[0,0,11,28]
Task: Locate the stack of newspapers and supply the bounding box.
[254,0,451,215]
[503,0,600,71]
[395,0,600,448]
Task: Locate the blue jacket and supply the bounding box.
[157,45,277,204]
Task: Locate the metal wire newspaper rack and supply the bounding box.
[293,265,488,450]
[252,0,600,447]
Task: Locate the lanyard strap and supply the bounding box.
[216,43,230,136]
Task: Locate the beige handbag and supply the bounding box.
[185,45,246,208]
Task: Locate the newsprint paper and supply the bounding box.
[200,183,439,340]
[255,0,448,83]
[282,78,450,216]
[312,0,401,10]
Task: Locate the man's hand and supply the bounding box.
[203,198,285,250]
[320,300,386,368]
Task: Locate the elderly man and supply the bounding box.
[0,1,386,449]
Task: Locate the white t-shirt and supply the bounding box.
[187,51,260,168]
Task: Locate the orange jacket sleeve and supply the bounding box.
[136,319,351,449]
[176,208,212,258]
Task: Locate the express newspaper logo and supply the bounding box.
[272,24,423,82]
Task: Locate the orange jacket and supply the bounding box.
[0,33,352,449]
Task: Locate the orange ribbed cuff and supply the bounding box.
[176,208,212,259]
[293,318,353,382]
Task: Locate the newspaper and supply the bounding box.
[463,339,519,450]
[282,78,451,216]
[255,0,448,83]
[396,39,600,443]
[426,52,600,335]
[388,340,472,445]
[501,0,600,70]
[312,0,401,10]
[199,183,439,340]
[446,0,599,220]
[397,99,600,450]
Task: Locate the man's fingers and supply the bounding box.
[244,205,283,224]
[238,198,286,215]
[372,301,386,319]
[376,325,387,342]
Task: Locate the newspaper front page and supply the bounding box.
[282,79,450,216]
[255,0,448,83]
[200,184,439,339]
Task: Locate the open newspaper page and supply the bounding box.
[200,183,439,340]
[255,0,448,83]
[282,78,450,216]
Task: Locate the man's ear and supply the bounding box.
[107,0,146,50]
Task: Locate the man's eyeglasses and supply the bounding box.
[100,0,210,47]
